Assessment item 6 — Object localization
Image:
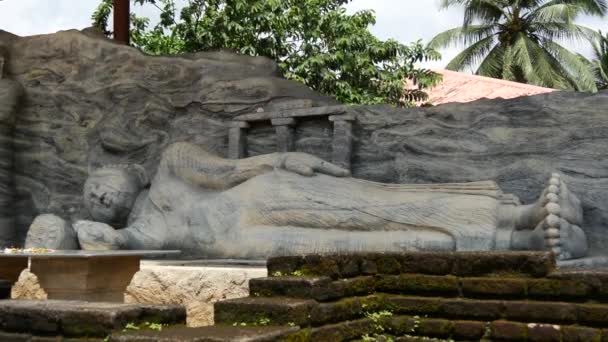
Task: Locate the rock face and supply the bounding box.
[0,29,335,245]
[12,264,267,327]
[0,41,21,247]
[0,29,607,256]
[24,214,78,249]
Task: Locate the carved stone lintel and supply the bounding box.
[271,118,296,126]
[332,120,353,171]
[228,122,249,159]
[328,113,356,122]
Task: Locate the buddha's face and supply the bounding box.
[83,169,141,225]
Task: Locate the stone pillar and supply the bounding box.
[329,114,355,171]
[271,118,296,153]
[228,121,249,159]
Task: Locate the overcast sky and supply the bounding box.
[1,0,607,69]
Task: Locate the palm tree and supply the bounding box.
[591,30,608,89]
[430,0,607,92]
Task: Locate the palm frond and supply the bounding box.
[543,39,598,92]
[429,25,497,49]
[530,22,600,42]
[445,34,498,71]
[511,33,543,84]
[476,43,506,78]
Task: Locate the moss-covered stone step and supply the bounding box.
[267,252,555,280]
[249,276,375,302]
[389,295,608,327]
[377,274,599,301]
[0,300,186,338]
[214,296,318,326]
[110,325,300,341]
[215,291,608,329]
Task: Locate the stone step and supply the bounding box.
[267,252,555,280]
[376,273,603,301]
[388,295,608,327]
[248,276,375,302]
[114,314,608,342]
[251,272,603,303]
[214,296,318,326]
[312,315,606,342]
[0,300,186,338]
[215,292,608,329]
[110,325,300,342]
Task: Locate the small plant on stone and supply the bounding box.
[256,317,271,326]
[123,322,140,332]
[361,310,394,341]
[291,270,304,277]
[272,271,283,277]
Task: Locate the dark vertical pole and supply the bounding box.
[114,0,130,45]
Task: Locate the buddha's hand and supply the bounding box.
[275,152,350,177]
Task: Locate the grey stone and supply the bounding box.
[74,220,128,250]
[24,214,78,250]
[74,141,586,260]
[0,299,185,337]
[234,105,347,122]
[331,119,353,170]
[0,77,21,247]
[274,123,295,152]
[228,125,248,159]
[0,28,606,261]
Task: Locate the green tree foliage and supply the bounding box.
[92,0,442,106]
[591,30,608,89]
[429,0,607,92]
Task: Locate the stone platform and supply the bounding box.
[12,260,267,327]
[0,299,185,339]
[114,252,608,341]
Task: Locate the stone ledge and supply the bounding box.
[267,252,555,279]
[0,300,185,337]
[110,325,300,342]
[249,276,374,302]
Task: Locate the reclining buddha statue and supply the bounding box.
[75,142,588,260]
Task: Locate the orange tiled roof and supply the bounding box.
[424,69,556,105]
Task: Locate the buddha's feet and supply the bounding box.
[532,173,588,260]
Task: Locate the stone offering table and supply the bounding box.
[0,250,179,302]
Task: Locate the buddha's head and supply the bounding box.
[83,165,148,226]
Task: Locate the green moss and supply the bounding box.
[282,328,311,342]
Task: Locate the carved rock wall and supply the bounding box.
[0,29,335,244]
[0,29,607,254]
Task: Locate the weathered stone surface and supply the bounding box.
[0,29,334,243]
[24,214,78,249]
[490,320,527,340]
[13,264,267,327]
[214,296,317,326]
[376,274,460,296]
[110,326,300,342]
[0,29,602,260]
[461,277,527,298]
[527,323,562,342]
[0,75,21,247]
[562,325,602,342]
[0,299,185,337]
[503,301,577,324]
[267,252,555,279]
